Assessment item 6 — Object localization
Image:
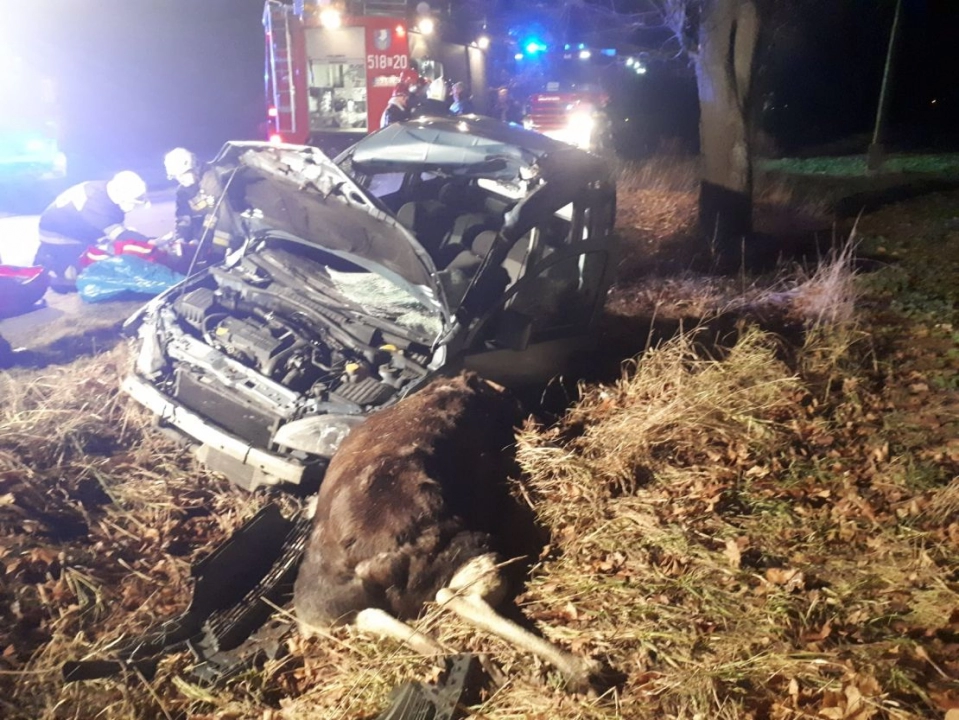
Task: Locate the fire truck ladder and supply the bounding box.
[265,2,298,136]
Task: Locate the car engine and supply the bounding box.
[143,240,436,448]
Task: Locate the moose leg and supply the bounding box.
[354,607,447,657]
[435,555,600,692]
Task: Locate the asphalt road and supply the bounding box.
[0,189,176,352]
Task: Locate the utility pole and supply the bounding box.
[867,0,902,173]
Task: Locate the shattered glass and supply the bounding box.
[328,269,442,339]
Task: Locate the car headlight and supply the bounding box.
[25,137,50,153]
[273,414,367,457]
[565,112,595,147]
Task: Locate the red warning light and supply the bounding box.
[269,133,283,145]
[268,106,279,118]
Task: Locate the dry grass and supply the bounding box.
[0,343,267,719]
[612,155,836,282]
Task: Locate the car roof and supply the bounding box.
[344,115,599,180]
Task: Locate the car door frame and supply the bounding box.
[458,231,617,387]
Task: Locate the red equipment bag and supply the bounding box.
[0,265,51,317]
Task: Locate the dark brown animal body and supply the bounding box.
[293,372,523,627]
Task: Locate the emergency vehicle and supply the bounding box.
[524,84,611,153]
[263,0,489,144]
[0,46,67,183]
[519,48,616,154]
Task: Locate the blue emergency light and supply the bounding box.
[523,39,547,55]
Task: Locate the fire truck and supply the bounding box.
[263,0,489,146]
[519,48,616,154]
[524,83,611,153]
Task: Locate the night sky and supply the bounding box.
[4,0,958,179]
[756,0,959,152]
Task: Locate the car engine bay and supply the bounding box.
[138,238,437,448]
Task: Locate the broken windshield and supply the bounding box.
[328,269,443,339]
[204,143,446,314]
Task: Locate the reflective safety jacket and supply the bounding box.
[39,181,125,244]
[174,180,216,244]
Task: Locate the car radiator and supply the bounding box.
[173,368,283,448]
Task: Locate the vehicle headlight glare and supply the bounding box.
[319,8,342,28]
[25,138,49,153]
[568,112,594,135]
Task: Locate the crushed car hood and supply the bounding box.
[206,142,447,317]
[343,116,562,179]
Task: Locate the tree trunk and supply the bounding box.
[695,0,759,270]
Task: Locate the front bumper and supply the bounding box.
[123,375,311,489]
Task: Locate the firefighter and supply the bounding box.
[398,69,427,115]
[161,147,235,271]
[411,75,430,112]
[381,84,412,126]
[35,171,149,291]
[163,148,212,244]
[449,82,475,116]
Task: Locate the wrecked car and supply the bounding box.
[123,117,617,490]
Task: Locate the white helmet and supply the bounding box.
[106,171,148,212]
[163,147,198,183]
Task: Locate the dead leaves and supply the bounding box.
[763,567,806,593]
[724,537,746,569]
[818,676,882,720]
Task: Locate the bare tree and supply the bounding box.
[659,0,760,262]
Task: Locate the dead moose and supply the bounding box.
[293,371,600,691]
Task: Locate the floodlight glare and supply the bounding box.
[319,8,342,28]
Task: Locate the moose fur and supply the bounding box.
[294,371,523,625]
[293,371,599,690]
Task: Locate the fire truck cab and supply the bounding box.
[524,82,612,153]
[263,0,489,147]
[513,44,617,154]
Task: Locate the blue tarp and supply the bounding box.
[77,256,184,303]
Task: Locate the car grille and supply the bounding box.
[174,369,282,448]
